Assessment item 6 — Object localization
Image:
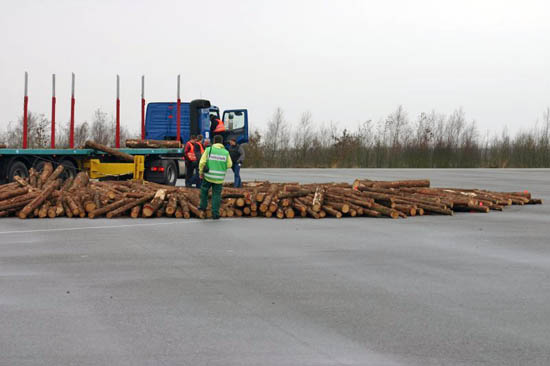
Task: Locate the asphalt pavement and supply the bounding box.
[1,169,549,366]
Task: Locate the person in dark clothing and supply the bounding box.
[227,137,245,188]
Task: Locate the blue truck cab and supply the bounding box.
[145,99,248,145]
[144,99,248,179]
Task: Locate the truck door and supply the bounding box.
[222,109,248,144]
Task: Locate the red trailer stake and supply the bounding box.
[69,73,75,148]
[116,75,120,148]
[23,72,28,149]
[141,75,145,140]
[51,74,56,148]
[176,74,181,143]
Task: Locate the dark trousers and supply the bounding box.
[185,161,197,187]
[232,163,242,188]
[199,180,223,217]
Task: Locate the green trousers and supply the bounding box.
[199,179,223,217]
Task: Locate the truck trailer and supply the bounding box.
[0,99,248,185]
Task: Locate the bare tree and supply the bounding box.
[4,112,50,148]
[89,109,111,146]
[74,121,90,147]
[264,107,290,166]
[293,111,313,160]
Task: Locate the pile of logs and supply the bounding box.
[0,167,542,219]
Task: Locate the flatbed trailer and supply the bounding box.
[1,73,249,186]
[0,147,184,185]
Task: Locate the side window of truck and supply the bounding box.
[224,111,245,131]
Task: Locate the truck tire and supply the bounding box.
[32,159,49,173]
[58,159,77,180]
[164,160,178,186]
[8,161,29,182]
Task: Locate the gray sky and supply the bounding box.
[0,0,548,135]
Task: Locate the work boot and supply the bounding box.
[212,214,220,220]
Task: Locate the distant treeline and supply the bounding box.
[244,106,550,168]
[2,106,549,168]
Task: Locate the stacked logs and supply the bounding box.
[0,171,543,219]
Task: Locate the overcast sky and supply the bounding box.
[0,0,548,135]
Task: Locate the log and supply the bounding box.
[38,201,51,218]
[55,197,64,216]
[69,172,89,192]
[130,205,141,218]
[307,207,320,219]
[325,201,350,214]
[0,187,29,201]
[393,204,417,216]
[322,205,342,218]
[187,201,205,219]
[89,198,132,219]
[65,195,81,216]
[106,193,156,218]
[353,179,430,189]
[312,187,325,208]
[156,203,166,217]
[84,200,97,213]
[85,140,135,162]
[370,202,401,219]
[62,198,73,218]
[284,207,295,218]
[125,139,181,148]
[142,189,167,217]
[13,175,29,187]
[18,180,59,219]
[44,165,64,185]
[61,176,74,192]
[278,189,312,199]
[28,168,38,188]
[165,195,178,216]
[39,162,54,186]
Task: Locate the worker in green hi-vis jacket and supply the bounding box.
[198,134,233,219]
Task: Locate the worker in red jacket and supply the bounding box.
[210,115,227,144]
[192,135,205,187]
[184,135,198,187]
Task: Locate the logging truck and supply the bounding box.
[0,99,249,185]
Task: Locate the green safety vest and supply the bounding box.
[204,145,230,184]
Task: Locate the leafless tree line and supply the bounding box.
[0,108,136,148]
[2,105,549,168]
[245,106,550,168]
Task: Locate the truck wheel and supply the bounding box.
[8,161,29,182]
[32,159,48,173]
[164,161,177,186]
[58,159,77,180]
